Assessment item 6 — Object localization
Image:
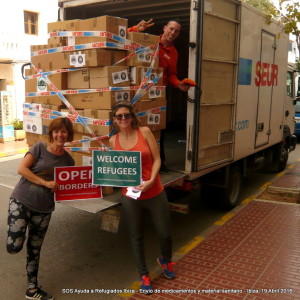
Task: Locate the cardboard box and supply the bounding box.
[69,150,93,166]
[139,86,166,101]
[60,108,84,132]
[23,115,50,135]
[74,16,127,45]
[25,69,67,93]
[23,103,65,136]
[130,67,163,86]
[24,102,64,112]
[134,98,166,131]
[89,66,130,88]
[67,66,130,89]
[66,90,132,110]
[30,44,50,52]
[26,132,48,148]
[126,32,159,68]
[48,19,80,46]
[71,132,110,151]
[26,95,64,106]
[48,20,80,34]
[83,109,113,136]
[31,49,127,71]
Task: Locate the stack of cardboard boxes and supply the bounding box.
[25,16,166,178]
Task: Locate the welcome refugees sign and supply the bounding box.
[92,150,141,187]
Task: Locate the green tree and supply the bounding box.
[244,0,300,69]
[276,1,300,63]
[243,0,275,15]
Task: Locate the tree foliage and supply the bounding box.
[244,0,300,59]
[243,0,275,15]
[277,0,300,58]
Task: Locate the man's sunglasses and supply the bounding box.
[115,113,132,120]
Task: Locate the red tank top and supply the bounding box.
[115,129,163,200]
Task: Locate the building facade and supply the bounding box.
[0,0,58,122]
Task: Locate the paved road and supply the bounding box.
[0,143,299,300]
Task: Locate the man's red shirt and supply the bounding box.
[128,27,181,88]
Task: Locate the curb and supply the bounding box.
[0,148,28,158]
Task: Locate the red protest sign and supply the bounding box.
[54,165,102,201]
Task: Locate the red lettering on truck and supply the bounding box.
[255,61,278,86]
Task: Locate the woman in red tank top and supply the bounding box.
[109,101,175,294]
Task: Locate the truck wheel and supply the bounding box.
[219,166,242,210]
[272,143,289,172]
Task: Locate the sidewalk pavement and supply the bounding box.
[124,162,300,300]
[2,140,300,299]
[0,139,28,158]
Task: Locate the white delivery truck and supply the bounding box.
[56,0,297,212]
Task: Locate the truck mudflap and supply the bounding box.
[58,170,187,213]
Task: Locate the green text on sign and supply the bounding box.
[92,150,141,187]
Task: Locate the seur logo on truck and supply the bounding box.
[255,61,278,86]
[238,58,279,87]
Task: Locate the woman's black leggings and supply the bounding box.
[121,191,172,275]
[6,198,51,290]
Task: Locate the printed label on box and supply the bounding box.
[112,70,129,84]
[119,26,126,38]
[147,113,160,125]
[68,36,75,46]
[23,115,42,134]
[148,87,162,99]
[137,51,152,63]
[115,91,130,102]
[70,52,86,67]
[37,77,47,93]
[142,70,158,83]
[82,155,92,166]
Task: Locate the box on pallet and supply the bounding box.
[72,132,110,149]
[60,108,84,132]
[26,95,64,106]
[75,16,128,45]
[130,67,163,86]
[31,49,127,71]
[23,104,64,136]
[48,19,80,46]
[25,69,67,93]
[67,66,130,89]
[126,32,159,68]
[66,90,133,110]
[83,109,113,136]
[139,86,166,101]
[26,132,49,148]
[135,98,166,131]
[69,150,93,166]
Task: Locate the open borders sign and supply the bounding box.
[54,165,102,201]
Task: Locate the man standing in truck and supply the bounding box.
[128,19,191,173]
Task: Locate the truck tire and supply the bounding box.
[272,143,289,172]
[218,166,242,210]
[201,166,242,210]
